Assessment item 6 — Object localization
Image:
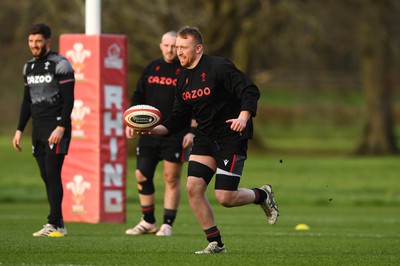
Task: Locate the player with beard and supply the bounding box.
[12,23,75,237]
[140,26,279,253]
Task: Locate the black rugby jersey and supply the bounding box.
[131,58,182,123]
[17,51,75,131]
[163,54,260,141]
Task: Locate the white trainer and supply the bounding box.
[59,227,67,235]
[195,241,226,254]
[259,184,279,225]
[32,224,66,237]
[156,224,172,236]
[125,219,157,235]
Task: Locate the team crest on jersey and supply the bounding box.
[201,72,206,82]
[155,66,160,71]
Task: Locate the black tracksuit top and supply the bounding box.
[17,51,75,132]
[163,54,260,142]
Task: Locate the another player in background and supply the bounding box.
[142,26,279,253]
[125,31,195,236]
[12,23,75,237]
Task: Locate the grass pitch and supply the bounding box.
[0,137,399,265]
[1,204,399,265]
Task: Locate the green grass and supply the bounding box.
[1,204,399,265]
[0,137,399,265]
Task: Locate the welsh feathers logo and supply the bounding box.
[65,43,91,80]
[66,174,91,213]
[71,100,91,138]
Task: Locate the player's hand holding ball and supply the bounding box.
[124,105,161,128]
[123,104,163,137]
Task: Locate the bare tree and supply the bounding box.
[355,0,399,155]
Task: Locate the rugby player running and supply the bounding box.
[139,26,279,254]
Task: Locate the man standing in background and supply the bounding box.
[12,23,75,237]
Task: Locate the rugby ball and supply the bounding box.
[123,104,162,130]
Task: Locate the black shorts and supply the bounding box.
[190,136,248,177]
[137,135,186,163]
[32,119,71,157]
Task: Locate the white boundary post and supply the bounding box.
[86,0,101,35]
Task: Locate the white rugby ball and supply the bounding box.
[123,104,162,130]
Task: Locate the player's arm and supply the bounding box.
[13,130,23,151]
[218,59,260,117]
[226,110,251,132]
[48,126,66,146]
[182,119,197,148]
[48,61,75,145]
[160,88,192,135]
[58,79,75,128]
[57,58,75,129]
[13,85,32,151]
[125,126,136,139]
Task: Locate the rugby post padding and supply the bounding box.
[59,34,128,223]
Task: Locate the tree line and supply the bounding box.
[1,0,398,154]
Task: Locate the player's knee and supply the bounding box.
[214,173,240,207]
[136,170,155,195]
[138,179,155,195]
[186,180,198,198]
[163,172,180,187]
[135,169,147,183]
[215,191,236,208]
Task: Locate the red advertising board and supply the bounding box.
[59,34,128,223]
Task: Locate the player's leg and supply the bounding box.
[187,154,228,254]
[213,153,256,207]
[34,149,50,205]
[47,135,70,231]
[34,147,52,234]
[187,155,216,229]
[126,154,159,235]
[162,161,182,210]
[32,140,67,236]
[136,163,157,222]
[156,138,185,236]
[213,140,279,224]
[155,160,182,236]
[44,152,65,228]
[188,137,227,254]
